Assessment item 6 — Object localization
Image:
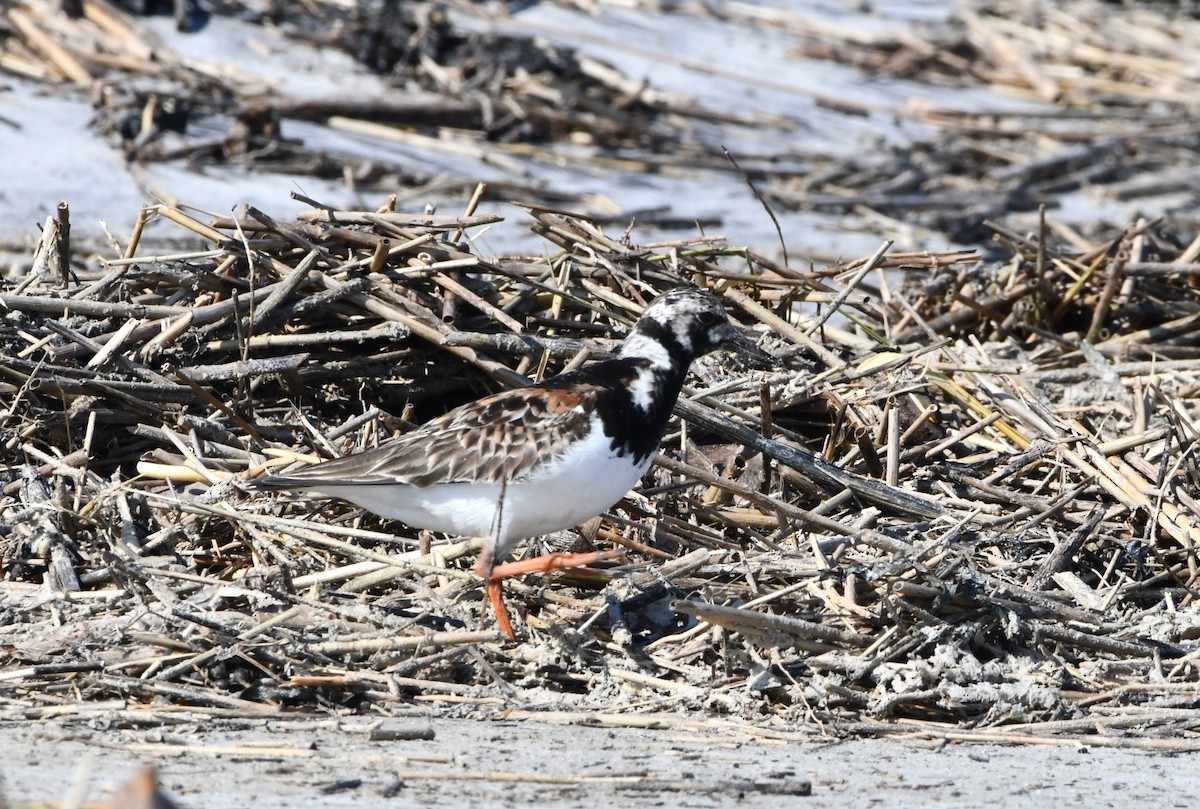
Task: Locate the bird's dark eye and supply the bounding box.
[697,311,718,326]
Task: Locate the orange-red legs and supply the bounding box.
[477,550,627,640]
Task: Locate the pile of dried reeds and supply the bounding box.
[0,0,769,209]
[3,192,1199,749]
[10,0,1198,256]
[774,0,1200,242]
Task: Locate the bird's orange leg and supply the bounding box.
[478,550,626,641]
[486,577,516,642]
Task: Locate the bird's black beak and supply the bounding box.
[720,325,778,367]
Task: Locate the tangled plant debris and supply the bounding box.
[2,0,759,213]
[2,192,1200,750]
[5,0,1200,763]
[12,0,1200,249]
[768,0,1200,241]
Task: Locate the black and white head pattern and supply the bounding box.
[619,287,749,369]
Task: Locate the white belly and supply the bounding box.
[307,426,651,554]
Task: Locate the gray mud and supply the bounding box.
[2,715,1191,808]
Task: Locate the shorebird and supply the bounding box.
[255,287,768,638]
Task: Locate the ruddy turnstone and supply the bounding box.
[255,287,768,638]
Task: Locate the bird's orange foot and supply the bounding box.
[484,550,626,641]
[489,549,626,580]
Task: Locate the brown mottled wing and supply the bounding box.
[256,386,598,489]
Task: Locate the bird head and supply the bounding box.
[620,287,772,366]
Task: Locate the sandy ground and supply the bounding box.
[1,714,1194,808]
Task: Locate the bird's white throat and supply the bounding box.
[619,330,675,369]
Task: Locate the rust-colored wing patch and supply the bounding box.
[258,385,598,489]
